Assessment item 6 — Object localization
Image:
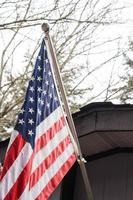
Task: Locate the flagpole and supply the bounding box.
[42,23,94,200]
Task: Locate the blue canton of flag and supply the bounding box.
[15,39,60,148]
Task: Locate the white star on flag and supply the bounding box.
[48,71,52,76]
[40,100,44,105]
[28,130,34,136]
[45,80,49,85]
[20,108,25,114]
[37,87,42,92]
[38,55,41,60]
[31,76,35,81]
[29,86,34,92]
[37,109,41,115]
[45,59,48,63]
[38,98,41,103]
[37,76,42,81]
[42,90,47,95]
[28,108,34,114]
[51,84,54,89]
[46,102,50,108]
[37,66,41,71]
[49,93,52,98]
[29,97,34,103]
[54,96,58,101]
[28,119,34,125]
[18,119,25,124]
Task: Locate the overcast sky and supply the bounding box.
[1,0,133,104]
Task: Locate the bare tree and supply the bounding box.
[0,0,129,137]
[108,41,133,103]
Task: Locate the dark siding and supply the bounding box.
[0,139,9,164]
[126,154,133,200]
[49,184,61,200]
[73,153,133,200]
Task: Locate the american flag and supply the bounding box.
[0,39,76,200]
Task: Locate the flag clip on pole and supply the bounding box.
[42,23,94,200]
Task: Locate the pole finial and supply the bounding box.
[42,23,50,37]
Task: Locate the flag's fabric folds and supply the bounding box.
[0,39,76,200]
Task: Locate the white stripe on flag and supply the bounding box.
[6,130,18,152]
[0,142,32,200]
[19,183,30,200]
[32,125,69,173]
[30,143,74,199]
[36,106,63,140]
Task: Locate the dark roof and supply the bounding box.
[73,102,133,117]
[73,102,133,157]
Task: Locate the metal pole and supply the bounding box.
[42,23,94,200]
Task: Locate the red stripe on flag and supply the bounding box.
[4,153,34,200]
[35,116,65,153]
[36,153,76,200]
[0,133,26,180]
[30,135,71,188]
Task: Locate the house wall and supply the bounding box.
[0,140,9,164]
[73,153,133,200]
[49,184,61,200]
